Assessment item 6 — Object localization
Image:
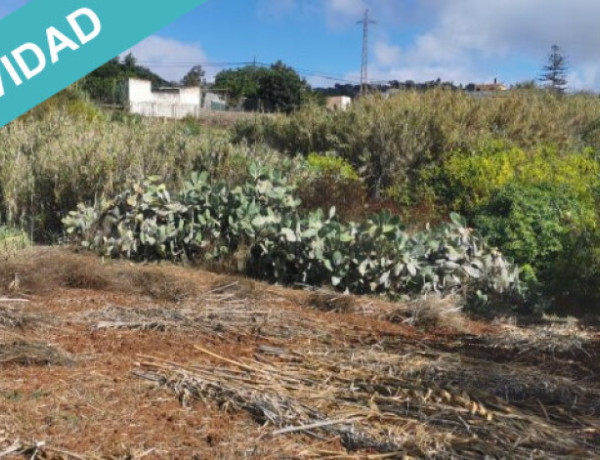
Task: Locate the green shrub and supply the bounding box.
[421,142,524,212]
[551,226,600,299]
[296,154,367,220]
[473,183,582,269]
[417,141,600,305]
[307,153,360,181]
[418,141,600,304]
[424,143,600,214]
[22,86,105,123]
[472,182,600,299]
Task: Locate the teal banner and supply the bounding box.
[0,0,208,127]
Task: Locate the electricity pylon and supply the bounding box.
[357,9,376,96]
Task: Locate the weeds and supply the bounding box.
[0,108,293,241]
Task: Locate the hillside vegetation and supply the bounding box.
[232,89,600,310]
[1,84,600,460]
[2,88,600,315]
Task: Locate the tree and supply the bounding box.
[539,44,568,93]
[214,62,309,112]
[79,55,169,104]
[214,66,264,107]
[123,53,137,69]
[256,61,309,113]
[182,65,206,87]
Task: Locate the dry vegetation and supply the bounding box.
[0,109,285,241]
[0,248,598,459]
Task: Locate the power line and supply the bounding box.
[135,59,362,85]
[292,67,360,84]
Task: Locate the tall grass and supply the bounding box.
[0,226,30,259]
[0,107,297,242]
[233,89,600,200]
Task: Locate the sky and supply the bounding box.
[2,0,600,90]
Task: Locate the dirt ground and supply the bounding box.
[0,248,598,459]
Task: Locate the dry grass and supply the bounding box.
[137,342,600,459]
[195,110,267,128]
[80,296,353,344]
[484,322,596,355]
[0,248,199,303]
[0,248,119,295]
[386,294,468,332]
[307,290,357,314]
[0,227,30,261]
[0,306,37,330]
[0,339,73,367]
[234,90,600,200]
[0,248,598,458]
[84,306,188,332]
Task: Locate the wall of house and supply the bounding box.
[129,101,201,119]
[125,78,207,119]
[180,87,202,105]
[326,96,352,111]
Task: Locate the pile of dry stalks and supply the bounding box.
[136,339,600,459]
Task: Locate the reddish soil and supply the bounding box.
[0,248,597,459]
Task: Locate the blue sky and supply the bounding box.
[2,0,600,90]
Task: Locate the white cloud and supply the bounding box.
[369,65,491,87]
[323,0,383,29]
[429,0,599,61]
[567,65,600,92]
[267,0,600,89]
[362,0,600,89]
[322,0,423,29]
[326,0,366,18]
[374,41,402,67]
[121,35,207,83]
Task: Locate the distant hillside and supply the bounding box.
[80,54,170,104]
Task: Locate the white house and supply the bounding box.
[122,78,227,119]
[326,96,352,111]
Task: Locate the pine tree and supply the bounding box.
[539,44,568,93]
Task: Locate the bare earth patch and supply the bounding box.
[0,248,598,459]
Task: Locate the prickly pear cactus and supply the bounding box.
[64,165,526,310]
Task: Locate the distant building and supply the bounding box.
[122,78,227,119]
[203,91,227,111]
[466,78,508,94]
[326,96,352,111]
